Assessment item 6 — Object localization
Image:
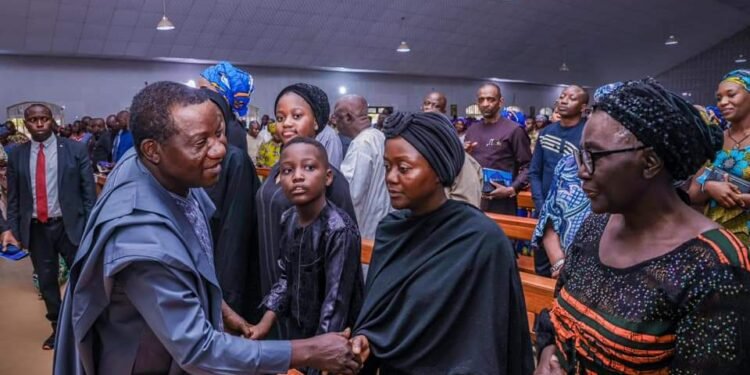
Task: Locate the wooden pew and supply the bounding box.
[359,238,555,340]
[485,213,537,274]
[517,190,534,210]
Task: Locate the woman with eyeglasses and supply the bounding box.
[534,79,750,375]
[689,70,750,245]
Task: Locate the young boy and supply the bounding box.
[251,137,364,356]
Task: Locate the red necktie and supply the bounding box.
[36,144,48,223]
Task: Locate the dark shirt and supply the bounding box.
[263,201,363,340]
[256,164,357,303]
[340,134,352,158]
[88,131,112,166]
[465,117,531,213]
[528,120,585,209]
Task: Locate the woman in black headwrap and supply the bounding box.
[256,83,357,334]
[534,78,750,375]
[351,112,534,375]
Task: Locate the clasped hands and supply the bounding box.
[222,303,370,374]
[704,175,750,209]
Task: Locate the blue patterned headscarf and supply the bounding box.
[200,61,255,116]
[501,107,527,128]
[721,69,750,92]
[705,105,728,130]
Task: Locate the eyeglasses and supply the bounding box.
[574,145,650,175]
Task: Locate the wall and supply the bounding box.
[0,55,564,123]
[656,26,750,105]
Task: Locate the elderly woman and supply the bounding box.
[256,83,356,315]
[689,70,750,245]
[351,112,534,375]
[535,79,750,374]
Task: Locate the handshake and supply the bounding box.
[286,329,371,375]
[223,306,369,374]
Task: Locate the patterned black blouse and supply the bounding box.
[536,214,750,374]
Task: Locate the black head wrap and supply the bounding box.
[593,78,723,181]
[383,112,465,186]
[274,83,329,134]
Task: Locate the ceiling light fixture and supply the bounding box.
[664,35,678,46]
[156,0,175,31]
[185,80,197,88]
[396,17,410,53]
[559,62,570,72]
[396,41,411,53]
[736,54,747,64]
[338,86,347,95]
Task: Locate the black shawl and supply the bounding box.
[355,199,534,375]
[204,145,263,322]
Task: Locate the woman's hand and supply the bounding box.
[221,301,253,337]
[705,179,744,208]
[351,335,371,365]
[534,345,564,375]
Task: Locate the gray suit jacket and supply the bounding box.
[53,149,290,375]
[7,136,95,246]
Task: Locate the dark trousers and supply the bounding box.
[481,197,516,215]
[28,219,77,326]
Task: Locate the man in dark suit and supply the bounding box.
[87,117,112,166]
[6,103,96,350]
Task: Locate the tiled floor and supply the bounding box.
[0,258,55,374]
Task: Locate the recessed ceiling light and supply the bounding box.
[338,86,347,95]
[736,54,747,64]
[664,35,679,46]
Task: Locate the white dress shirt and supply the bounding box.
[29,135,62,218]
[340,128,391,239]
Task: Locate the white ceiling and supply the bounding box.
[1,0,749,86]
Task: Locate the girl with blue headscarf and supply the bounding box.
[691,69,750,245]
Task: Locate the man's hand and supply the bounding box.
[351,335,370,365]
[291,329,360,375]
[1,230,20,252]
[464,141,478,154]
[483,181,516,200]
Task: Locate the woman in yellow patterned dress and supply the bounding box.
[257,121,282,167]
[690,70,750,245]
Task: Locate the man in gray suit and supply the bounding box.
[54,82,360,375]
[6,103,95,350]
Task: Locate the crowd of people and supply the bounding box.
[0,60,749,374]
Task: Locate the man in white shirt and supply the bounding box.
[334,95,391,239]
[245,120,264,165]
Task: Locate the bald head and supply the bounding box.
[333,94,370,138]
[421,91,447,114]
